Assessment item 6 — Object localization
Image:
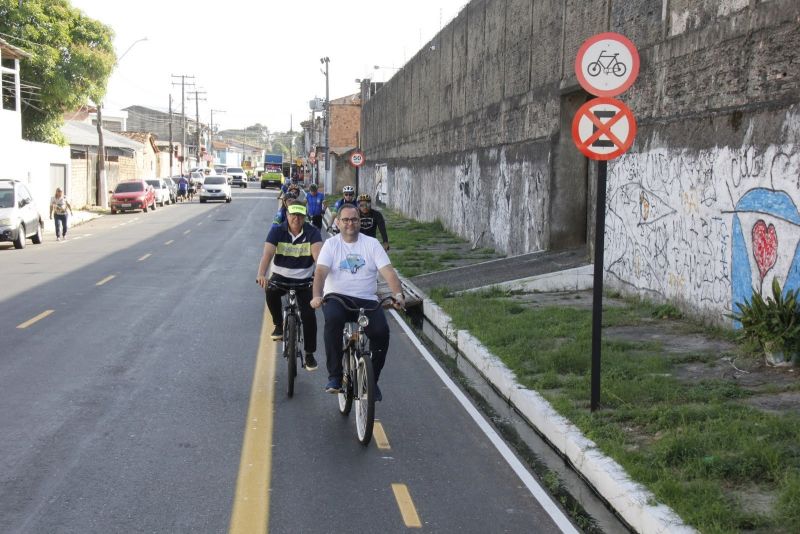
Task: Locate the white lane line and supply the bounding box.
[165,240,174,245]
[138,253,151,261]
[183,229,191,235]
[196,221,203,226]
[390,310,579,534]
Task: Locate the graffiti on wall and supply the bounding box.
[606,113,800,318]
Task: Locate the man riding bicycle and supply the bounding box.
[306,183,326,230]
[310,204,405,401]
[257,201,323,371]
[356,193,389,250]
[331,185,356,215]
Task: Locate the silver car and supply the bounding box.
[146,179,171,207]
[0,179,43,249]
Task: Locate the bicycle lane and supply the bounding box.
[263,307,577,533]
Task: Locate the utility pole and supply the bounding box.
[171,74,195,174]
[95,104,106,207]
[168,95,174,176]
[320,57,330,192]
[289,114,293,179]
[210,109,225,166]
[187,89,207,168]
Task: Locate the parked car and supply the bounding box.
[213,164,227,175]
[0,179,43,249]
[162,177,178,203]
[109,180,157,214]
[146,179,171,207]
[226,167,248,188]
[199,175,232,203]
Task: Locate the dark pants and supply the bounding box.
[310,214,322,229]
[54,214,68,237]
[322,294,390,383]
[265,282,317,354]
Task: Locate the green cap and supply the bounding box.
[287,204,307,216]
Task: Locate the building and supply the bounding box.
[123,105,205,171]
[1,38,71,214]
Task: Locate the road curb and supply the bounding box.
[420,296,696,534]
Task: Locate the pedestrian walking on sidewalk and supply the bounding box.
[49,188,73,241]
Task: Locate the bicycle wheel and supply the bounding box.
[354,352,376,445]
[612,62,626,77]
[285,315,298,397]
[587,62,601,77]
[338,351,353,415]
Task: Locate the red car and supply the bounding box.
[110,180,157,214]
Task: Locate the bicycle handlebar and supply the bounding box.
[267,279,314,291]
[322,294,396,312]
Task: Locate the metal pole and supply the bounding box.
[289,114,293,179]
[355,131,360,197]
[324,59,330,187]
[590,160,607,412]
[168,95,173,176]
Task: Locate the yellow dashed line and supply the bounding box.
[229,307,277,534]
[391,484,422,528]
[138,253,151,261]
[373,421,391,450]
[96,275,115,286]
[17,310,54,329]
[165,239,174,245]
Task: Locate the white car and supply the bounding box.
[146,179,171,206]
[226,167,248,188]
[199,176,232,203]
[0,179,43,249]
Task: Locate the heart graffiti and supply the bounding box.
[752,219,778,281]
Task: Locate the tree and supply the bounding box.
[0,0,115,144]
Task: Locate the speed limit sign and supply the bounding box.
[349,150,365,168]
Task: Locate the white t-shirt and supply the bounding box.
[317,233,391,301]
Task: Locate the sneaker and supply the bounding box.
[304,352,318,371]
[270,326,283,340]
[61,235,67,241]
[374,384,382,402]
[325,378,342,393]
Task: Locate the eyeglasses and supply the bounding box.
[344,193,354,196]
[339,217,359,224]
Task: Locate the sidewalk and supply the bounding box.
[41,210,102,239]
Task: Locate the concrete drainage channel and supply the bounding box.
[412,311,632,534]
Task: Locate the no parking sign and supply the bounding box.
[572,97,637,161]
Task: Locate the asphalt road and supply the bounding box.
[0,187,575,533]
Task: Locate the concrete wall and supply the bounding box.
[360,0,800,319]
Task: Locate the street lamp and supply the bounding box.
[320,56,330,191]
[96,36,148,208]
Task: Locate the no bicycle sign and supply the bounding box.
[572,97,636,161]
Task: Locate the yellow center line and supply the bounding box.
[17,309,54,329]
[229,307,276,534]
[165,239,174,245]
[183,229,191,235]
[373,421,391,450]
[391,484,422,528]
[96,275,116,286]
[138,253,151,261]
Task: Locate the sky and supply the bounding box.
[69,0,469,134]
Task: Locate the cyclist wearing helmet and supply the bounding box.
[279,182,306,205]
[306,183,326,230]
[357,193,389,250]
[332,185,356,215]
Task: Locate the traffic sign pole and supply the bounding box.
[573,32,639,412]
[590,161,607,412]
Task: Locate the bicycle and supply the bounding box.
[323,294,396,445]
[269,279,313,397]
[587,51,626,77]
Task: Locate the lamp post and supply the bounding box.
[210,109,225,165]
[96,36,148,208]
[320,56,330,193]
